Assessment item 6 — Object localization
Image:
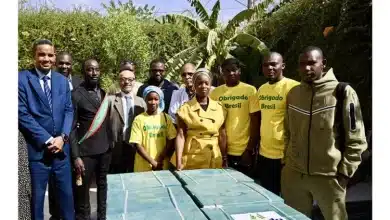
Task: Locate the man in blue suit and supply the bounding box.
[18,39,75,220]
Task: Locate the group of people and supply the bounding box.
[18,39,367,220]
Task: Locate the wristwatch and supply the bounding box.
[61,133,69,142]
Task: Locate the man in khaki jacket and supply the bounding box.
[282,46,367,220]
[107,68,146,173]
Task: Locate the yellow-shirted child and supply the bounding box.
[129,86,177,172]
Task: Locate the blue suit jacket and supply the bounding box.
[18,69,74,161]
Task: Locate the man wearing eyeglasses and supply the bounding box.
[108,68,146,173]
[168,63,196,124]
[119,60,143,96]
[137,59,179,113]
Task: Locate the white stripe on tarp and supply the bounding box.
[151,170,166,187]
[120,174,125,190]
[167,187,185,220]
[181,171,199,184]
[124,190,128,214]
[218,206,234,220]
[241,182,272,202]
[222,168,238,183]
[269,203,292,219]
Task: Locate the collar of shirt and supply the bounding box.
[121,91,133,99]
[68,74,72,82]
[35,68,52,80]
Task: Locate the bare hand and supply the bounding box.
[239,149,253,168]
[48,136,64,154]
[74,158,85,175]
[151,160,163,171]
[176,161,185,171]
[222,158,229,168]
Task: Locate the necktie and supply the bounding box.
[124,96,134,141]
[68,79,73,91]
[42,75,52,110]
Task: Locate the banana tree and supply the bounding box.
[157,0,273,84]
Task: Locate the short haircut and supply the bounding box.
[301,46,324,58]
[32,39,54,54]
[120,59,136,66]
[119,59,136,72]
[57,51,72,58]
[265,51,283,59]
[81,58,98,74]
[149,58,165,68]
[221,58,241,69]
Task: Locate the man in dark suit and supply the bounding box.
[108,66,146,174]
[56,51,83,90]
[18,39,75,220]
[70,59,111,220]
[137,59,179,113]
[48,51,84,220]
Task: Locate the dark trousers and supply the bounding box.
[30,155,74,220]
[109,141,135,174]
[49,173,62,220]
[74,150,111,220]
[258,155,282,195]
[227,154,252,176]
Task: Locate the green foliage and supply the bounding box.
[160,0,272,85]
[18,0,197,90]
[246,0,371,130]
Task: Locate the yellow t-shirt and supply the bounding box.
[253,77,300,159]
[210,82,258,156]
[129,112,177,172]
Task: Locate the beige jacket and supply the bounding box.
[284,68,367,178]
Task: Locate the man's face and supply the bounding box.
[262,54,285,83]
[222,63,240,86]
[34,44,56,74]
[84,60,100,86]
[181,64,195,88]
[119,70,136,94]
[56,54,72,77]
[299,50,325,83]
[149,62,165,83]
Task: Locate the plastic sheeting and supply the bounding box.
[173,168,254,185]
[185,181,284,208]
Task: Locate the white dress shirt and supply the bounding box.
[168,86,215,124]
[68,74,73,91]
[36,68,52,91]
[35,68,54,144]
[121,92,134,138]
[168,88,190,124]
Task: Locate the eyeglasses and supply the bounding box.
[120,77,135,83]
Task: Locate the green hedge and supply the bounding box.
[246,0,371,131]
[18,4,197,90]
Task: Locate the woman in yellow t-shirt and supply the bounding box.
[172,68,228,170]
[129,86,177,172]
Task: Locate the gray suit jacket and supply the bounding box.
[107,92,146,146]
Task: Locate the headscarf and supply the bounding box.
[192,68,212,85]
[142,85,165,113]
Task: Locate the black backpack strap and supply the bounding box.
[335,82,349,154]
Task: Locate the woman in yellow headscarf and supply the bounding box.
[172,68,228,170]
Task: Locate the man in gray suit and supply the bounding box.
[108,67,146,173]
